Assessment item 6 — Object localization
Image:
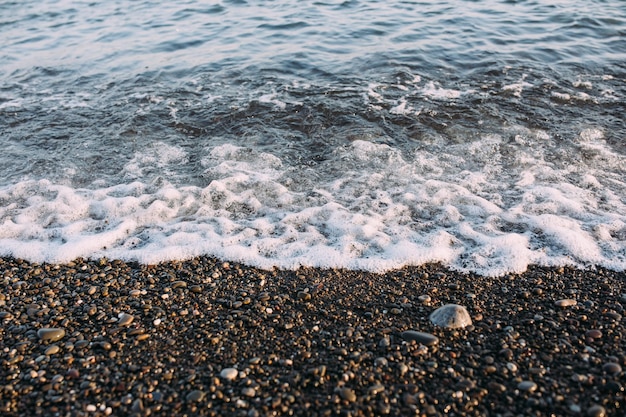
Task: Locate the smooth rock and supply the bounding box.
[368,384,385,395]
[242,387,256,397]
[417,295,431,304]
[603,362,622,375]
[186,390,205,402]
[429,304,473,329]
[400,330,439,346]
[518,381,537,393]
[555,299,577,307]
[37,328,65,342]
[586,405,606,417]
[220,367,238,381]
[339,388,356,402]
[118,313,134,326]
[45,345,60,355]
[585,329,602,339]
[131,399,143,413]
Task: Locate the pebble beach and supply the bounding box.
[1,257,625,416]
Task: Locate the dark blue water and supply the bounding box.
[0,0,625,275]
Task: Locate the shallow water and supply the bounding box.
[1,0,625,275]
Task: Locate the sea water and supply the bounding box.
[0,0,624,276]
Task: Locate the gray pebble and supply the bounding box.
[587,405,606,417]
[37,328,65,342]
[518,381,537,393]
[429,304,473,329]
[400,330,439,346]
[242,387,256,397]
[603,362,622,375]
[186,390,205,402]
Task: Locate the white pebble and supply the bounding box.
[220,367,238,381]
[429,304,473,329]
[86,404,97,412]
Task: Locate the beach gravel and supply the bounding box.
[1,257,625,416]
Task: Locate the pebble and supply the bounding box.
[339,388,357,402]
[45,345,60,355]
[242,387,256,397]
[602,362,622,375]
[131,399,144,412]
[418,295,431,304]
[368,384,385,395]
[429,304,473,329]
[186,390,205,402]
[172,280,188,289]
[220,367,238,381]
[517,381,537,393]
[488,382,506,393]
[67,368,80,379]
[586,405,606,417]
[585,329,602,339]
[555,299,577,307]
[400,330,439,346]
[118,313,134,326]
[37,328,66,342]
[374,357,388,367]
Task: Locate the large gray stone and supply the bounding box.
[429,304,472,329]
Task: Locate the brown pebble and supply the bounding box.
[172,280,187,289]
[488,382,506,393]
[339,388,357,402]
[118,313,134,326]
[585,329,602,339]
[368,384,385,395]
[45,345,60,355]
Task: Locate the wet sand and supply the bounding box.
[1,257,625,416]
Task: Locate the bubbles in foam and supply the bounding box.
[0,128,624,276]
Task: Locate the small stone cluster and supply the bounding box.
[1,257,625,416]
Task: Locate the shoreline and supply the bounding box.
[1,256,625,416]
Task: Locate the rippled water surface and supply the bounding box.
[1,0,625,275]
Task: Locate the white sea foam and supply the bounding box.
[420,81,466,100]
[0,131,624,276]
